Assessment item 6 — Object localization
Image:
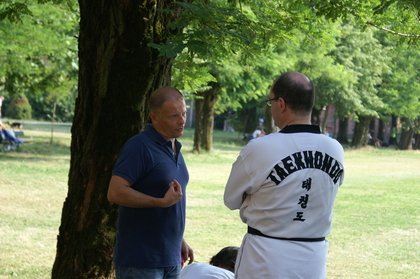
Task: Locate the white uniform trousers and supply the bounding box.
[235,234,328,279]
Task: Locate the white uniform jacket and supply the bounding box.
[224,125,344,279]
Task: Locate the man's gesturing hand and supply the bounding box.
[160,179,183,207]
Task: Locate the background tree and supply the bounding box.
[0,3,78,121]
[330,24,390,147]
[380,42,420,149]
[171,0,336,151]
[1,1,419,278]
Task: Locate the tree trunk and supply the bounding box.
[398,128,414,150]
[193,84,219,152]
[193,96,204,153]
[413,133,420,150]
[320,106,329,133]
[201,85,219,151]
[239,106,257,134]
[264,104,274,134]
[311,107,321,126]
[377,118,385,143]
[52,1,178,278]
[389,115,398,146]
[369,118,376,138]
[351,116,371,148]
[336,118,349,144]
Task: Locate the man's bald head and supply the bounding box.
[270,72,314,114]
[149,86,184,113]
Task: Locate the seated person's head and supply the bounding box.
[209,246,239,273]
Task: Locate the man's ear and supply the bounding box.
[278,97,287,111]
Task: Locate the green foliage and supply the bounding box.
[0,2,32,22]
[5,94,32,119]
[301,0,420,40]
[171,0,335,112]
[0,2,78,121]
[0,1,77,22]
[379,42,420,131]
[171,1,418,137]
[172,54,216,96]
[321,23,389,120]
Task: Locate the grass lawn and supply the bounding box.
[0,128,419,278]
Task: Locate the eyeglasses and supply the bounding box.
[266,97,279,107]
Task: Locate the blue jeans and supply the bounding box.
[115,265,181,279]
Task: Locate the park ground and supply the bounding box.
[0,124,419,278]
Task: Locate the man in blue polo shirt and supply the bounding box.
[108,86,194,279]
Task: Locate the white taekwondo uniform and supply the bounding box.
[179,263,234,279]
[224,125,344,279]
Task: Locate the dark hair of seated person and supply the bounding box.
[209,246,239,273]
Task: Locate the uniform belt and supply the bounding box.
[247,226,325,242]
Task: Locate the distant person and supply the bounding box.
[252,127,265,139]
[323,126,332,137]
[180,246,238,279]
[0,121,23,145]
[108,87,193,279]
[224,72,345,278]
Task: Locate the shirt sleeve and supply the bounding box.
[112,138,149,185]
[224,153,253,210]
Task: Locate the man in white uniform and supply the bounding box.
[180,246,238,279]
[224,72,344,279]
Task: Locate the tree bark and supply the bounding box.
[52,1,178,278]
[193,84,219,152]
[398,128,413,149]
[320,105,330,133]
[193,96,204,153]
[413,133,420,150]
[336,118,349,144]
[377,118,385,143]
[351,116,371,147]
[389,115,398,146]
[264,104,274,134]
[201,85,219,151]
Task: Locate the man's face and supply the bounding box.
[151,99,187,140]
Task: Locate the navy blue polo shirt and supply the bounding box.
[112,125,189,268]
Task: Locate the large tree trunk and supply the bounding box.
[201,85,219,151]
[238,105,257,135]
[193,84,219,152]
[398,128,414,150]
[336,118,349,144]
[398,117,414,150]
[52,1,178,278]
[389,115,398,146]
[377,118,385,144]
[351,116,371,148]
[413,133,420,150]
[193,97,204,153]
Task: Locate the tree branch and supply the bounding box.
[367,21,420,38]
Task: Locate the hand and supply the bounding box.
[181,239,194,266]
[160,179,183,207]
